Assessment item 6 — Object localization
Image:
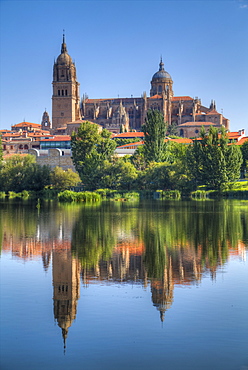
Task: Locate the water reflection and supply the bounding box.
[53,249,80,352]
[1,199,247,346]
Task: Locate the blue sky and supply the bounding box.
[0,0,247,132]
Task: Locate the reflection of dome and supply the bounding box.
[152,59,172,80]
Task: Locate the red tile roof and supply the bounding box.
[206,110,220,115]
[117,141,144,148]
[40,135,71,142]
[178,121,220,127]
[171,96,193,101]
[113,132,144,138]
[149,94,162,99]
[170,138,193,144]
[235,137,248,145]
[12,122,41,128]
[117,137,193,149]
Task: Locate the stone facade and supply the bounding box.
[50,37,229,136]
[29,148,75,171]
[52,35,80,131]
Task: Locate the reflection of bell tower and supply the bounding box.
[151,257,174,322]
[52,250,80,350]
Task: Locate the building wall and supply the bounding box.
[29,148,75,171]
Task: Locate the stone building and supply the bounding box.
[50,36,229,136]
[52,34,80,130]
[29,148,75,171]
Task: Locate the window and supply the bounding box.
[62,90,64,96]
[195,129,199,134]
[58,90,60,96]
[65,90,67,96]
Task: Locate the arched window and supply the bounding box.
[180,129,184,137]
[158,85,162,94]
[62,90,64,96]
[58,90,60,96]
[65,90,67,96]
[19,145,23,150]
[24,144,28,150]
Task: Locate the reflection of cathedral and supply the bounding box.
[52,250,80,350]
[49,35,229,134]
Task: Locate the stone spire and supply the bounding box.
[159,56,164,71]
[61,32,67,54]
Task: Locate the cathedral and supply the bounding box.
[46,35,229,136]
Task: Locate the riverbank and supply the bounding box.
[1,181,248,201]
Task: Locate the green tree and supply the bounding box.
[97,158,138,190]
[166,121,178,136]
[0,135,3,165]
[50,166,81,191]
[241,140,248,177]
[188,126,242,190]
[71,121,116,189]
[0,154,51,192]
[142,109,167,163]
[131,145,146,171]
[142,162,172,190]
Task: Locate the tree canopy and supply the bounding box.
[71,121,116,189]
[142,109,167,163]
[187,126,242,190]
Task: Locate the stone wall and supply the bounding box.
[29,148,76,171]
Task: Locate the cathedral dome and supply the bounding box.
[152,59,172,80]
[56,52,72,65]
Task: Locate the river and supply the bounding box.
[0,199,248,370]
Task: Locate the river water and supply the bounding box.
[0,199,248,370]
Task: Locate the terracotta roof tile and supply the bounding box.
[113,132,144,138]
[235,137,248,145]
[206,110,220,115]
[12,122,41,128]
[40,135,71,142]
[171,96,193,101]
[178,121,220,127]
[148,94,162,99]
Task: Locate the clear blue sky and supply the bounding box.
[0,0,247,132]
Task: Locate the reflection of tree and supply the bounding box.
[71,203,117,268]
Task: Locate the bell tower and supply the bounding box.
[52,34,80,130]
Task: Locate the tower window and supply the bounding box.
[65,90,67,96]
[58,90,60,96]
[62,90,64,96]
